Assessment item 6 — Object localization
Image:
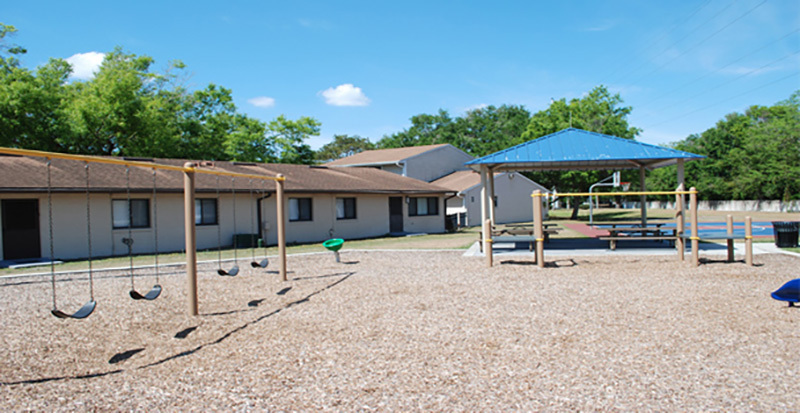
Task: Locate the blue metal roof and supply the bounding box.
[465,128,704,171]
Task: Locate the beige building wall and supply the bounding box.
[458,174,548,226]
[403,145,473,182]
[1,192,446,261]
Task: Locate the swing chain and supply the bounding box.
[47,159,57,311]
[84,162,94,301]
[152,168,159,283]
[126,166,135,290]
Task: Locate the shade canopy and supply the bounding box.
[466,128,704,172]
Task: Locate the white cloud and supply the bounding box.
[320,84,370,106]
[65,51,105,80]
[248,96,276,108]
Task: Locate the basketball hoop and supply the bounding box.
[620,182,631,191]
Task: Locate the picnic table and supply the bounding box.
[480,225,561,252]
[594,225,677,250]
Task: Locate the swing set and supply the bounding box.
[0,147,287,319]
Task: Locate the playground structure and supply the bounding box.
[323,238,345,262]
[482,186,755,268]
[0,147,287,317]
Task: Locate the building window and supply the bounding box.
[409,197,439,216]
[195,199,218,225]
[289,198,312,221]
[112,199,150,229]
[336,197,356,220]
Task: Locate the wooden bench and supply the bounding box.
[680,234,750,263]
[597,226,677,250]
[480,227,561,252]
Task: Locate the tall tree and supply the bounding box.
[377,109,459,149]
[647,92,800,201]
[267,115,320,165]
[522,86,641,219]
[315,134,374,163]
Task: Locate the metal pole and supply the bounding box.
[276,174,287,281]
[675,184,685,261]
[533,190,544,268]
[690,187,699,267]
[184,162,198,316]
[479,167,488,253]
[639,166,647,227]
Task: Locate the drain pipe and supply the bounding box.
[256,192,272,243]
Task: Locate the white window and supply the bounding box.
[195,199,218,225]
[336,198,356,220]
[289,198,312,221]
[112,199,150,229]
[408,197,439,216]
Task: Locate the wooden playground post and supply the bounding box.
[184,163,199,316]
[276,174,287,281]
[675,184,685,261]
[533,190,545,268]
[484,219,493,268]
[726,215,734,262]
[745,216,753,266]
[690,187,699,266]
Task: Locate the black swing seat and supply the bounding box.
[130,284,162,300]
[51,300,96,319]
[218,266,239,276]
[251,258,269,268]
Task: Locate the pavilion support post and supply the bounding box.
[488,167,496,226]
[484,219,493,268]
[533,190,545,268]
[675,184,685,261]
[690,187,699,266]
[479,167,489,253]
[726,214,734,262]
[745,216,753,266]
[183,162,198,316]
[639,166,647,227]
[276,174,287,281]
[677,159,686,231]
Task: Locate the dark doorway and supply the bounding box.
[389,197,403,233]
[2,199,41,260]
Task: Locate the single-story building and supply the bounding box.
[0,155,453,262]
[325,143,474,182]
[432,170,549,226]
[325,144,549,227]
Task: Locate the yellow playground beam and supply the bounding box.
[533,190,697,198]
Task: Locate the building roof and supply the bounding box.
[324,143,451,167]
[466,128,705,171]
[432,170,549,193]
[0,155,452,195]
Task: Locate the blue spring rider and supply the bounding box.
[771,279,800,307]
[323,238,344,263]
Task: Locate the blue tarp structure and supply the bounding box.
[466,128,704,171]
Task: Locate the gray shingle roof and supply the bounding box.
[0,155,452,195]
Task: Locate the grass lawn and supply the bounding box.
[3,208,797,277]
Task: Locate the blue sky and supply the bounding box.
[3,0,799,150]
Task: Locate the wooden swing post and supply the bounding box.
[184,163,199,316]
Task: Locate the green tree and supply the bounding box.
[456,104,531,156]
[377,109,460,149]
[266,115,320,164]
[315,134,374,163]
[647,93,800,201]
[376,105,531,157]
[522,86,641,219]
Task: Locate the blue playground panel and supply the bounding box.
[596,222,775,237]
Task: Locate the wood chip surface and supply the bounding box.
[0,251,798,410]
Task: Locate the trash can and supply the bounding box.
[233,233,259,248]
[771,221,799,248]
